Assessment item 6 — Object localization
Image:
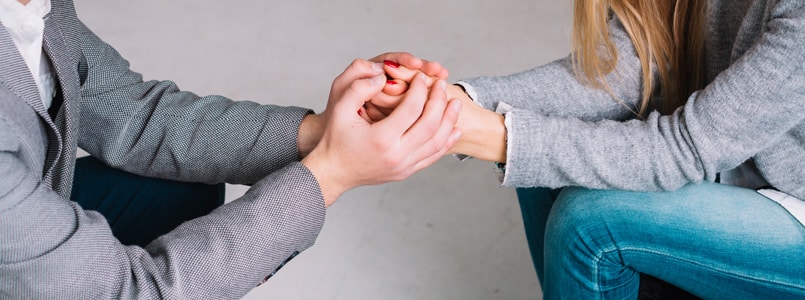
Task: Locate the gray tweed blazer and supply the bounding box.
[0,1,325,298]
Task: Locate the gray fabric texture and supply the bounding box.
[461,0,805,200]
[0,0,326,298]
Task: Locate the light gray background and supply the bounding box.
[73,1,573,299]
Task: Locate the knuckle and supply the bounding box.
[425,76,437,86]
[348,78,372,92]
[425,60,442,70]
[419,120,440,137]
[370,136,391,152]
[383,155,402,170]
[346,58,369,73]
[424,140,442,155]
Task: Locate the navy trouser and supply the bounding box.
[71,156,225,247]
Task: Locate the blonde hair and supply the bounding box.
[572,0,708,116]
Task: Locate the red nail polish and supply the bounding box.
[384,60,400,68]
[357,109,363,116]
[386,80,398,85]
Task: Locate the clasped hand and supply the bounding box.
[301,53,462,206]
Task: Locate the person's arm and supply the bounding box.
[459,17,650,122]
[0,58,459,299]
[75,19,306,185]
[372,17,646,162]
[0,115,325,298]
[74,18,447,186]
[454,1,805,194]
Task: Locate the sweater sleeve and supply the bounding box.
[499,1,805,192]
[460,17,651,122]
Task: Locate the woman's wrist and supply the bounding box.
[451,107,507,163]
[447,85,508,163]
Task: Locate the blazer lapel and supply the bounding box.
[0,20,64,183]
[41,11,80,195]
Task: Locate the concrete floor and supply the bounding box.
[73,1,573,299]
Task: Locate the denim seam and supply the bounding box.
[593,246,635,299]
[619,247,805,292]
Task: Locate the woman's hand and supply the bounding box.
[301,59,463,207]
[368,52,449,80]
[364,61,506,163]
[364,63,443,121]
[444,85,507,163]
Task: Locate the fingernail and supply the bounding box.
[439,80,447,92]
[370,74,386,86]
[451,99,462,113]
[386,80,398,85]
[418,73,427,82]
[372,62,384,73]
[357,109,364,116]
[384,60,400,68]
[449,129,463,144]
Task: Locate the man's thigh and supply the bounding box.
[71,156,225,247]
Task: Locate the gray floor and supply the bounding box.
[73,1,573,299]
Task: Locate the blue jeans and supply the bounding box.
[71,156,225,247]
[517,183,805,299]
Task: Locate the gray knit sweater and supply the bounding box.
[461,0,805,200]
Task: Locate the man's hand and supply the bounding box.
[362,62,444,122]
[297,52,449,158]
[301,59,462,207]
[369,63,507,163]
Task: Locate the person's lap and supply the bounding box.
[518,182,804,299]
[71,156,225,247]
[518,187,699,299]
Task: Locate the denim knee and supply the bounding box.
[542,188,641,298]
[544,187,620,248]
[544,187,648,271]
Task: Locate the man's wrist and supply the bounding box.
[301,150,349,207]
[297,113,324,159]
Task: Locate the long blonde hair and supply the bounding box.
[572,0,708,116]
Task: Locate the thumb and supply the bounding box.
[334,74,387,113]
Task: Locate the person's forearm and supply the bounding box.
[447,85,507,163]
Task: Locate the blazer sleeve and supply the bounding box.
[74,20,308,185]
[459,17,650,122]
[498,1,805,192]
[1,121,325,298]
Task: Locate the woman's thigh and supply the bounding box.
[544,182,805,299]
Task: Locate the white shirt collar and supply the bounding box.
[0,0,55,109]
[0,0,51,31]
